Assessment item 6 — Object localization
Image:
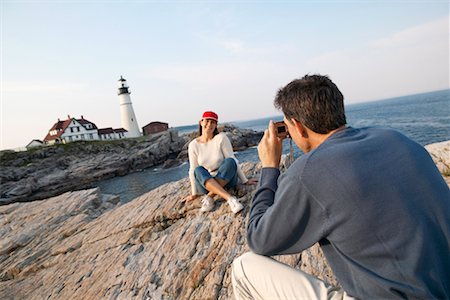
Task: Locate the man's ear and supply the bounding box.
[291,118,309,138]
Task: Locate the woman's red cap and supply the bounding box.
[202,111,218,122]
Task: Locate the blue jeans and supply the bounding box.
[194,157,238,195]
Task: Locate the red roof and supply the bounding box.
[143,121,168,128]
[43,119,71,141]
[78,118,98,129]
[98,128,128,134]
[98,127,115,135]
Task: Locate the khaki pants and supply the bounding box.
[232,252,355,300]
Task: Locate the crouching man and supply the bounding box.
[232,74,450,299]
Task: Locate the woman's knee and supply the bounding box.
[194,166,207,178]
[222,157,237,170]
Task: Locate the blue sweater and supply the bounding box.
[247,127,450,299]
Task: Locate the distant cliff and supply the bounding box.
[0,141,448,300]
[0,125,263,205]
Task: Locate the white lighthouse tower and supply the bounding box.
[117,76,141,138]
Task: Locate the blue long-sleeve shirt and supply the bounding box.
[247,127,450,299]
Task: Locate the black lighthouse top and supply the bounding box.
[118,76,130,95]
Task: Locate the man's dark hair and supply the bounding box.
[274,74,346,134]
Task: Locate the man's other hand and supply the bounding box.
[257,120,283,168]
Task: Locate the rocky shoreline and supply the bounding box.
[0,141,448,299]
[0,125,263,205]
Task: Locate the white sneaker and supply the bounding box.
[228,197,244,214]
[200,195,214,212]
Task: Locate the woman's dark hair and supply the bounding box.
[274,74,346,134]
[197,120,219,137]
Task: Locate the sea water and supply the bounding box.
[96,89,450,202]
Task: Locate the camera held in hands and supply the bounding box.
[275,121,289,139]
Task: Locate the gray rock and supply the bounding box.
[5,177,37,198]
[163,159,182,169]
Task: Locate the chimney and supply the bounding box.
[58,118,60,122]
[81,115,84,120]
[67,114,71,120]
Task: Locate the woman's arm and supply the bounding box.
[188,141,200,195]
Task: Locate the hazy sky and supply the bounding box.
[2,0,449,150]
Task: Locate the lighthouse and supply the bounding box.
[117,76,141,138]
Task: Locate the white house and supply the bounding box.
[43,115,129,145]
[97,127,128,140]
[26,139,44,150]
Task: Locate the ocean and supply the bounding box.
[95,89,450,202]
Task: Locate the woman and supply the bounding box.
[184,111,257,213]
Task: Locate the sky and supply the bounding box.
[1,0,449,150]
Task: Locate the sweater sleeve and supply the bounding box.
[220,133,248,184]
[188,141,199,195]
[247,167,327,256]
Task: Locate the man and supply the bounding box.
[231,75,450,299]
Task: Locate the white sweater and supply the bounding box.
[188,132,248,195]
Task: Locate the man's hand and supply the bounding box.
[257,120,283,168]
[244,178,258,185]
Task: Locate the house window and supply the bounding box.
[69,136,73,141]
[73,121,76,125]
[89,134,93,139]
[77,127,80,132]
[70,128,74,133]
